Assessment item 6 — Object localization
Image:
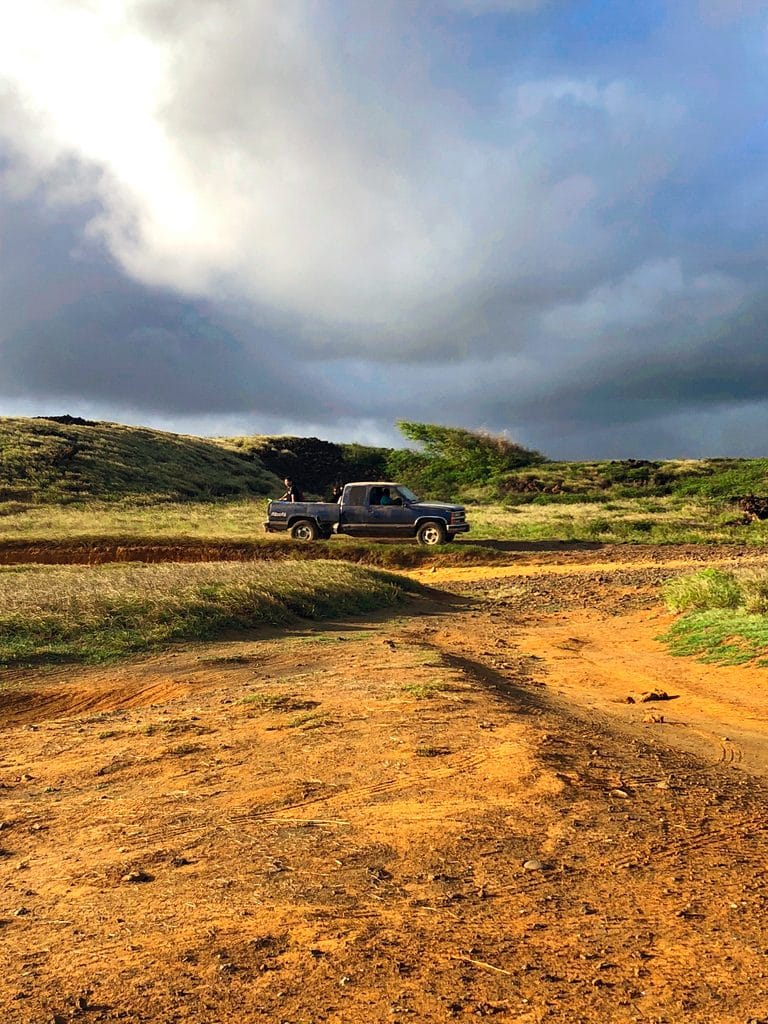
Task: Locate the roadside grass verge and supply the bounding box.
[661,568,768,665]
[0,561,419,667]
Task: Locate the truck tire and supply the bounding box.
[290,519,319,541]
[416,521,446,546]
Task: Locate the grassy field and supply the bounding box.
[0,561,418,667]
[470,497,768,544]
[661,567,768,665]
[0,494,766,547]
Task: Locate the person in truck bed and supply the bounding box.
[278,478,303,502]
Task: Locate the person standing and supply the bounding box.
[278,478,303,502]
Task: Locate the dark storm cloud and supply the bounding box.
[0,190,337,419]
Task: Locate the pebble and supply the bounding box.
[610,788,630,799]
[523,859,544,872]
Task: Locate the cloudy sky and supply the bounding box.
[1,0,767,457]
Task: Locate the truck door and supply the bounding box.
[338,485,369,535]
[366,486,416,535]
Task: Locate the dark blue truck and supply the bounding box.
[265,481,470,545]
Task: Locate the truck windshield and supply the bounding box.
[396,486,420,503]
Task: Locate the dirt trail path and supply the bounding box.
[2,549,768,1022]
[409,556,768,777]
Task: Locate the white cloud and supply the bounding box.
[0,1,693,355]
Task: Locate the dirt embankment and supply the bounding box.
[1,537,767,568]
[2,549,768,1023]
[0,540,284,566]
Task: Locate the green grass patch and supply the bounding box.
[468,499,768,546]
[661,610,768,666]
[660,567,768,664]
[663,568,743,612]
[0,561,418,667]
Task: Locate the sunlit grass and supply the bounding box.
[660,567,768,665]
[0,561,417,667]
[467,498,768,545]
[661,610,768,666]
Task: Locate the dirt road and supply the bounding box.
[2,547,768,1023]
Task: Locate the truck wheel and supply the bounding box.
[290,519,319,541]
[416,521,446,546]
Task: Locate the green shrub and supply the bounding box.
[389,422,544,499]
[663,568,743,613]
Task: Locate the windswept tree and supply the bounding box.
[388,422,545,497]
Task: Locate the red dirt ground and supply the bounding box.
[2,547,768,1023]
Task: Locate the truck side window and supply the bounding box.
[344,486,366,506]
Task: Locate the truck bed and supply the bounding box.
[266,500,340,529]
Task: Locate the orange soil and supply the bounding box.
[2,549,768,1023]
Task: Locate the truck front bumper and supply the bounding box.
[448,522,471,535]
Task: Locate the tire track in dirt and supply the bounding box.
[118,750,495,851]
[414,556,768,777]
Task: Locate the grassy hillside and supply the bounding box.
[488,458,768,505]
[0,416,280,503]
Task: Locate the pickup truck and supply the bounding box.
[264,481,470,545]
